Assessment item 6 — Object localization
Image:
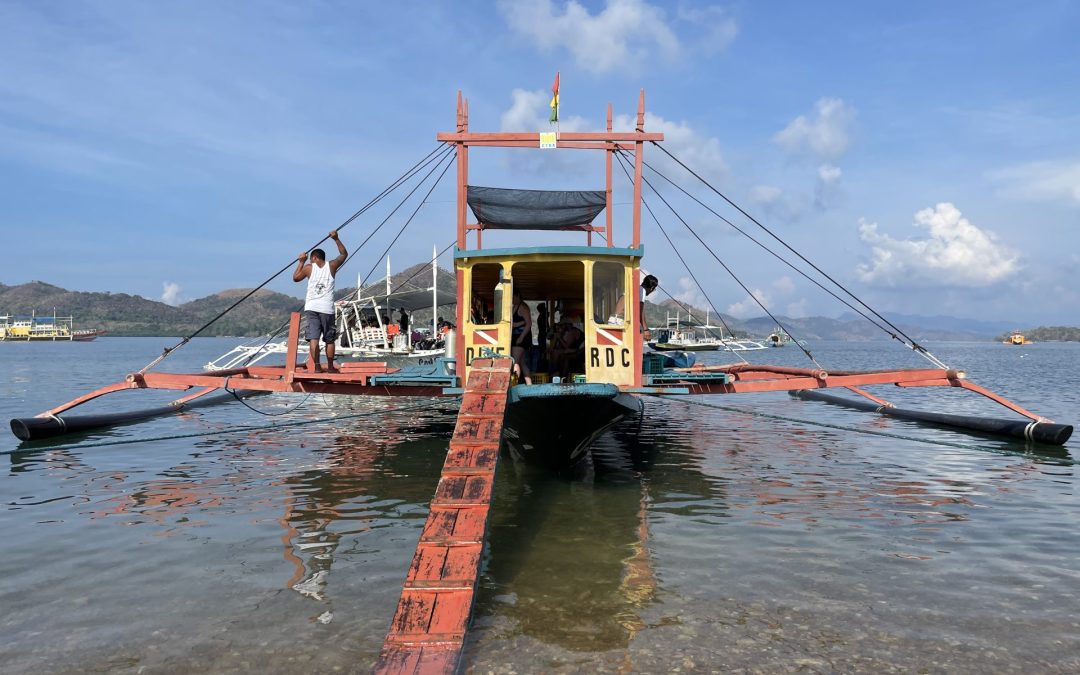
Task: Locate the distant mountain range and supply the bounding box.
[1,277,1073,341]
[0,281,302,336]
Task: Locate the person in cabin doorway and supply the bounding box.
[293,230,347,372]
[511,290,533,385]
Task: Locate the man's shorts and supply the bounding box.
[304,311,337,343]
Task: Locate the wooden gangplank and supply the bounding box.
[374,357,513,675]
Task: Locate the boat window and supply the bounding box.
[470,264,502,325]
[593,261,625,325]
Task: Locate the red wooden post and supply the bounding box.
[285,312,301,381]
[606,102,614,247]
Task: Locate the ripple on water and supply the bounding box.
[1,339,1079,672]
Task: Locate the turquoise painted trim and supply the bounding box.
[508,382,620,404]
[455,245,644,260]
[622,386,692,395]
[441,387,465,395]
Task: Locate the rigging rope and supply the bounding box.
[650,142,949,370]
[636,154,946,367]
[617,150,821,367]
[139,143,453,374]
[226,387,311,416]
[237,144,457,367]
[613,151,750,364]
[357,151,456,289]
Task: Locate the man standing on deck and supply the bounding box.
[293,230,347,372]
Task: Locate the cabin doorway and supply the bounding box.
[509,260,585,382]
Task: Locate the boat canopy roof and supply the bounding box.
[467,186,605,231]
[351,285,456,312]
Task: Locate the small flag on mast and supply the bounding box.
[549,71,560,123]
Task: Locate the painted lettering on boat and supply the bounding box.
[590,346,631,369]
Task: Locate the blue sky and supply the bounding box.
[2,1,1078,324]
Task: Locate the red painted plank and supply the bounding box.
[408,545,450,582]
[375,356,513,675]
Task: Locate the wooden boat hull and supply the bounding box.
[649,342,719,352]
[502,383,643,468]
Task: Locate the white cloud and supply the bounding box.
[726,288,769,318]
[498,0,734,74]
[671,276,707,308]
[817,163,841,184]
[774,98,856,160]
[500,88,589,132]
[614,112,728,183]
[814,162,843,209]
[856,203,1020,288]
[749,184,810,222]
[990,160,1080,207]
[161,281,183,306]
[772,275,796,295]
[726,276,797,318]
[785,298,808,318]
[675,5,738,55]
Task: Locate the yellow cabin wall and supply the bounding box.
[457,254,641,385]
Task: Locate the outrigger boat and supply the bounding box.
[649,312,766,352]
[7,88,1073,673]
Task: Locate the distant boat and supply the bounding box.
[1005,330,1031,345]
[767,326,789,347]
[648,311,766,352]
[0,312,104,342]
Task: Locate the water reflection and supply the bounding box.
[472,408,728,654]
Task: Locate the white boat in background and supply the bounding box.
[648,311,766,352]
[207,250,454,371]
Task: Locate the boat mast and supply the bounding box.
[427,243,432,334]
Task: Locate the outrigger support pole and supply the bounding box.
[8,313,458,442]
[652,362,1071,445]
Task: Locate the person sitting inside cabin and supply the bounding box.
[293,230,348,373]
[511,290,533,385]
[611,274,659,340]
[551,317,585,380]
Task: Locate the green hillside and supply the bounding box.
[0,282,302,337]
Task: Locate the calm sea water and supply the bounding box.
[1,337,1078,673]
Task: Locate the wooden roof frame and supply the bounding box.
[436,90,664,252]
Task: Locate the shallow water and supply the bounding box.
[1,338,1078,672]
